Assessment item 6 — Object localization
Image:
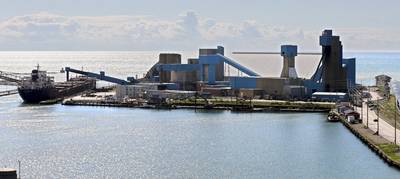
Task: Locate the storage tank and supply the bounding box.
[159,53,181,64]
[188,58,199,64]
[159,53,181,83]
[0,168,17,179]
[199,46,224,81]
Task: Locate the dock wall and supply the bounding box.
[338,112,400,168]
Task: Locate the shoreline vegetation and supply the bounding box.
[377,94,400,128]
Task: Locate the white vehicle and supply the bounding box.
[347,115,357,124]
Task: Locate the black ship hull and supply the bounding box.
[18,87,58,103]
[18,78,96,103]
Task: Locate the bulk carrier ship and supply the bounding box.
[18,66,96,103]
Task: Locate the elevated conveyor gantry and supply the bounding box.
[65,67,136,85]
[0,71,22,84]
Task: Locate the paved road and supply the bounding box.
[354,90,400,145]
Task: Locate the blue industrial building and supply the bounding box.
[139,29,357,100]
[66,29,357,101]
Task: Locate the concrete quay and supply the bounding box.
[337,89,400,168]
[338,111,400,168]
[63,93,335,112]
[353,90,400,145]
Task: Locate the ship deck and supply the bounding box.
[55,77,96,92]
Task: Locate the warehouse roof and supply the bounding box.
[312,92,347,96]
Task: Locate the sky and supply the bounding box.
[0,0,399,51]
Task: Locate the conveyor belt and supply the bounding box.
[0,71,22,84]
[0,89,18,97]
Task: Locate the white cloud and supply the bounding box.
[0,12,78,40]
[0,11,398,51]
[178,11,200,36]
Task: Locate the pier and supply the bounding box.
[62,94,335,112]
[0,89,18,97]
[0,81,18,86]
[0,70,21,97]
[333,85,400,168]
[336,110,400,168]
[171,98,334,112]
[0,71,22,84]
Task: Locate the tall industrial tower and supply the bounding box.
[318,30,348,92]
[280,45,298,79]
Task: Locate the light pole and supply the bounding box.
[18,160,21,179]
[361,97,364,122]
[395,96,398,145]
[357,88,364,123]
[367,96,369,128]
[377,106,380,135]
[395,98,397,145]
[194,92,197,112]
[359,81,363,123]
[374,102,380,135]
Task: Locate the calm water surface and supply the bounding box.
[1,52,400,178]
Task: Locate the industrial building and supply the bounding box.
[63,29,356,102]
[375,74,391,87]
[375,74,392,99]
[117,29,355,101]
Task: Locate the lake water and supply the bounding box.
[0,52,400,178]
